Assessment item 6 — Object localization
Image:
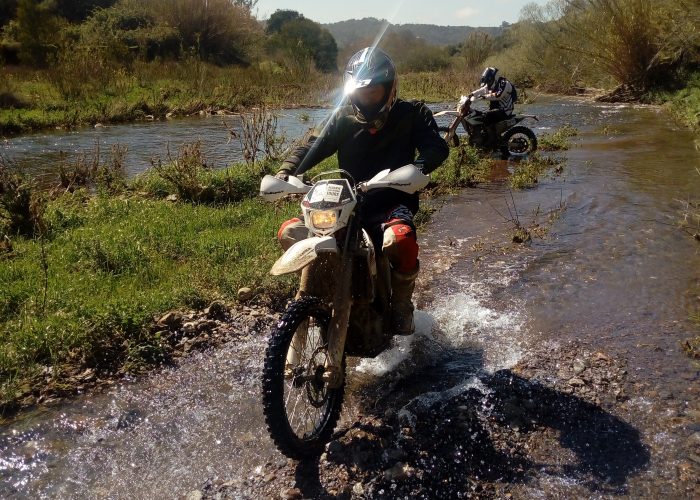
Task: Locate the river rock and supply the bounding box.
[205,300,227,320]
[384,462,408,481]
[158,311,183,329]
[352,482,365,495]
[237,287,255,302]
[182,322,198,335]
[280,487,302,499]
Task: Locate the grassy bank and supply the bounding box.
[0,63,483,137]
[0,137,499,413]
[649,71,700,132]
[0,61,337,136]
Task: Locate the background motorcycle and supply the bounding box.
[434,95,539,158]
[259,165,429,459]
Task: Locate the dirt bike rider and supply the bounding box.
[274,47,449,336]
[463,67,515,145]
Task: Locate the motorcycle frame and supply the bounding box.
[294,192,379,389]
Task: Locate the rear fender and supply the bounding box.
[270,236,338,275]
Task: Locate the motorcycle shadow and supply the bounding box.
[292,343,649,498]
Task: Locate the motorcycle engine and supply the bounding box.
[471,127,488,146]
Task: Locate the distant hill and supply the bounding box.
[323,17,505,47]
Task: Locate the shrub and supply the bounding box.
[0,154,45,237]
[57,141,128,194]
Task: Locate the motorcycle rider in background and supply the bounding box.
[464,66,516,144]
[274,47,449,336]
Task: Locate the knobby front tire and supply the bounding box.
[438,126,460,147]
[261,296,345,459]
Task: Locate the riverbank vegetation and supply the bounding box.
[2,0,698,136]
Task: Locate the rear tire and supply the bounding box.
[262,296,344,459]
[438,126,460,147]
[500,126,537,158]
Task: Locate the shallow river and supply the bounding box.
[1,96,699,498]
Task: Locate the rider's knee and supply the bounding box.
[382,223,418,273]
[277,218,306,250]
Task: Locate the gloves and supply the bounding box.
[274,168,292,181]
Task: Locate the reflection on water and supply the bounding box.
[1,108,331,182]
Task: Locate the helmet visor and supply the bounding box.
[348,84,388,122]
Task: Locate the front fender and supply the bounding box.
[270,236,338,276]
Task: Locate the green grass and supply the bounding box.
[0,187,299,407]
[649,71,700,132]
[539,125,579,151]
[0,62,337,135]
[509,154,563,190]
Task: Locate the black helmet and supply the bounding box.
[480,67,498,89]
[343,47,398,131]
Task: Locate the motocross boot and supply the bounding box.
[390,265,419,335]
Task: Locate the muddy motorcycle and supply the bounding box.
[259,165,429,459]
[434,95,539,157]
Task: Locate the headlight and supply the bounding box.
[311,210,337,229]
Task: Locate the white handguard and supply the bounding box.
[360,164,429,194]
[259,174,310,201]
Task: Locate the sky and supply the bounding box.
[253,0,549,27]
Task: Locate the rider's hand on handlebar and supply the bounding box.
[275,168,291,181]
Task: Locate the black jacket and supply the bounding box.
[281,100,449,216]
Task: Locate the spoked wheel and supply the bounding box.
[500,126,538,158]
[438,126,460,147]
[262,296,345,459]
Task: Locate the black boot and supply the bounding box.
[390,266,419,335]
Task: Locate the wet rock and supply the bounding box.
[383,462,408,481]
[205,300,228,320]
[196,320,218,333]
[158,311,183,329]
[183,322,198,335]
[352,482,364,496]
[237,287,254,302]
[78,368,95,382]
[116,409,142,430]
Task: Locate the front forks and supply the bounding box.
[283,252,352,389]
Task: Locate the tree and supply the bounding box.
[535,0,700,91]
[53,0,118,22]
[0,0,18,27]
[461,31,493,69]
[128,0,263,65]
[15,0,61,66]
[266,14,338,73]
[266,9,301,34]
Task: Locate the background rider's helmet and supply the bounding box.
[343,47,398,131]
[480,67,499,89]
